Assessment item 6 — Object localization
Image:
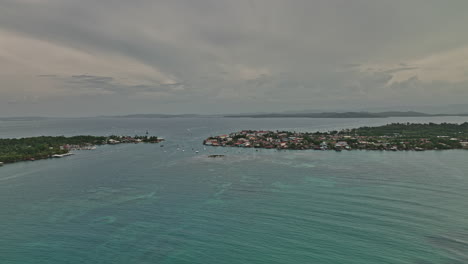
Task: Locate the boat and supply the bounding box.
[208,154,225,158]
[52,153,74,158]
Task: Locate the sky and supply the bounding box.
[1,0,468,117]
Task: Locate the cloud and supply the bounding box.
[382,67,419,74]
[37,74,58,78]
[1,0,468,115]
[35,74,186,96]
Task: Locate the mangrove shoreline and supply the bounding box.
[0,135,164,165]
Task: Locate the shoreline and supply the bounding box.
[0,135,164,166]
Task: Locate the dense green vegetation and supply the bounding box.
[348,122,468,137]
[0,136,105,163]
[344,123,468,150]
[0,135,162,164]
[319,123,468,150]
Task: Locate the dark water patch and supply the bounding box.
[426,233,468,262]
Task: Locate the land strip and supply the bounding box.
[204,123,468,151]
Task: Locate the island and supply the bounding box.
[0,135,164,165]
[203,123,468,151]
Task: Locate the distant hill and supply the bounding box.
[0,116,50,121]
[111,114,201,118]
[225,111,468,118]
[109,111,468,118]
[373,111,431,117]
[226,112,381,118]
[352,103,468,115]
[5,111,467,120]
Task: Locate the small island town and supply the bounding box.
[203,123,468,151]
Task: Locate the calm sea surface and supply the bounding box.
[1,117,468,263]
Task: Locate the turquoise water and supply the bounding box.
[1,117,468,263]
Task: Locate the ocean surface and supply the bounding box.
[1,117,468,264]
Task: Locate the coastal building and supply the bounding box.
[320,142,328,150]
[335,141,350,150]
[255,131,270,136]
[335,141,349,148]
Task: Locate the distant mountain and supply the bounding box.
[0,116,50,121]
[110,111,468,119]
[225,111,468,118]
[356,104,468,115]
[373,111,431,117]
[2,110,467,119]
[226,112,380,118]
[280,104,468,115]
[416,104,468,115]
[111,114,202,118]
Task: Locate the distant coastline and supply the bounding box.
[102,111,468,119]
[2,110,468,120]
[224,111,468,118]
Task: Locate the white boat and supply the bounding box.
[52,153,74,158]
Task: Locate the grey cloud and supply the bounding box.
[342,64,361,69]
[6,96,40,105]
[382,67,419,74]
[37,74,58,78]
[40,74,185,96]
[245,74,273,88]
[69,75,114,85]
[2,0,468,116]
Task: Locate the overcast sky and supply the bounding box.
[1,0,468,116]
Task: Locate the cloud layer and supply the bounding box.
[1,0,468,116]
